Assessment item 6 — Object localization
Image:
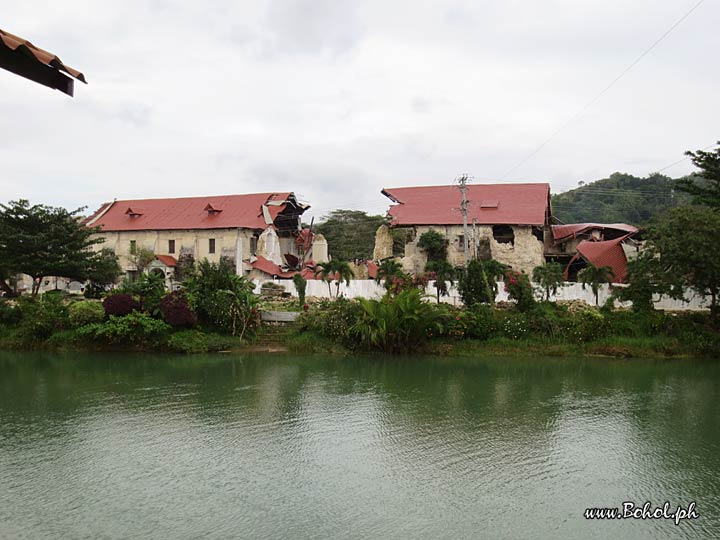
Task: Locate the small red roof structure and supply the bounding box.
[575,235,634,283]
[381,183,551,226]
[552,223,638,243]
[84,193,307,232]
[0,28,86,96]
[249,256,320,279]
[155,255,177,267]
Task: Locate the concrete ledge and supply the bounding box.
[261,310,301,323]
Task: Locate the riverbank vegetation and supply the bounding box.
[0,258,259,354]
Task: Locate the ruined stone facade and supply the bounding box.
[372,225,394,260]
[383,224,545,276]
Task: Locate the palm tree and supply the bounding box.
[425,260,455,303]
[532,262,565,301]
[375,258,403,290]
[314,260,355,298]
[578,264,615,306]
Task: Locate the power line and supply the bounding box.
[499,0,706,180]
[655,142,718,172]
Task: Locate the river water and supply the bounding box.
[0,352,718,539]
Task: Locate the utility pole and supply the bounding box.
[472,219,479,260]
[456,174,470,266]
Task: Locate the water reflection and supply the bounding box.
[0,352,718,539]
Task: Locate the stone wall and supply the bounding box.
[385,224,545,275]
[92,227,258,276]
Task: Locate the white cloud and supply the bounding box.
[0,0,717,220]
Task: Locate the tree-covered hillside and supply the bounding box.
[551,172,692,225]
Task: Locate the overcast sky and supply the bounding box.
[2,0,718,221]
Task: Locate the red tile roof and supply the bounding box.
[249,256,321,279]
[382,183,550,226]
[0,28,86,96]
[576,235,633,283]
[84,193,304,232]
[552,223,638,243]
[155,255,177,267]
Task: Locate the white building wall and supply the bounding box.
[253,279,711,311]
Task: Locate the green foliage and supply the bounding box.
[165,330,237,353]
[0,199,104,295]
[350,289,442,353]
[313,260,355,298]
[0,300,21,326]
[375,259,403,290]
[15,294,69,340]
[292,274,307,306]
[551,172,691,225]
[458,260,494,306]
[174,250,196,282]
[417,230,448,262]
[644,205,720,314]
[84,248,122,298]
[612,254,664,312]
[315,210,387,261]
[298,297,363,347]
[184,258,260,337]
[532,262,565,301]
[68,300,105,328]
[79,312,170,345]
[578,264,615,306]
[503,270,535,312]
[118,272,166,316]
[425,260,455,303]
[127,247,155,274]
[676,143,720,208]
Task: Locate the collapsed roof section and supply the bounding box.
[381,183,551,226]
[551,223,638,244]
[0,28,86,96]
[83,193,309,232]
[574,235,636,283]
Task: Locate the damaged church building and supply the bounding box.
[372,183,641,281]
[84,192,328,284]
[373,183,552,275]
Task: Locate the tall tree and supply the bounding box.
[375,259,403,290]
[645,205,720,315]
[578,264,615,306]
[315,210,387,261]
[425,260,455,304]
[314,260,355,298]
[532,262,565,301]
[84,248,122,298]
[676,143,720,208]
[0,200,103,295]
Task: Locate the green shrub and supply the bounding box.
[292,274,307,307]
[68,300,105,328]
[495,311,530,340]
[350,289,443,353]
[15,294,69,341]
[0,299,21,326]
[184,258,261,337]
[503,270,535,312]
[458,260,494,306]
[79,312,170,345]
[298,297,363,346]
[165,330,238,353]
[567,308,607,342]
[463,304,497,340]
[118,272,166,315]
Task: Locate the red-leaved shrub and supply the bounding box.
[159,291,197,328]
[103,293,141,317]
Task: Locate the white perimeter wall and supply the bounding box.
[254,279,710,312]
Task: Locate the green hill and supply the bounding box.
[551,172,692,225]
